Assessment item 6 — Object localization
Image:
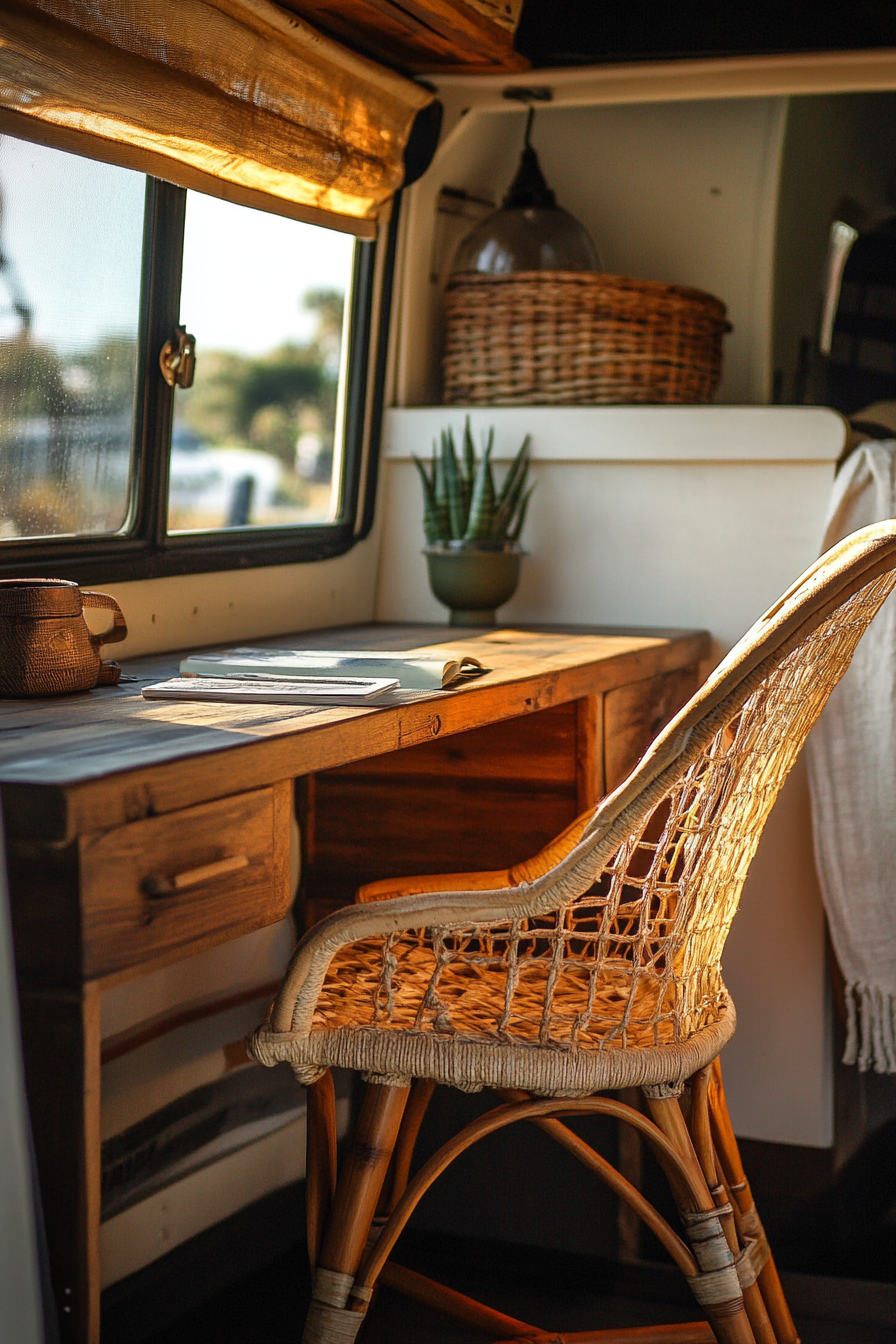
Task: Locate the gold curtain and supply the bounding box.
[0,0,435,236]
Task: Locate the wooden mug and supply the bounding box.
[0,578,128,696]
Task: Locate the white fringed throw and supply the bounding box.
[806,442,896,1072]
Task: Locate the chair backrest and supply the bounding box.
[492,521,896,1052]
[270,523,896,1053]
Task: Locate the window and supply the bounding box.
[170,193,355,534]
[0,133,389,582]
[0,138,144,541]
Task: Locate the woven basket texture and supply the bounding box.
[443,271,728,406]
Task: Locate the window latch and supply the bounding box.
[159,325,196,388]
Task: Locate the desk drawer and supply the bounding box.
[80,783,292,980]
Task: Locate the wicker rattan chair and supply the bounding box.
[251,523,896,1344]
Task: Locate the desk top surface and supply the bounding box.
[0,622,708,841]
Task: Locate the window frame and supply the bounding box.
[0,167,392,584]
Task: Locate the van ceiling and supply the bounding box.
[515,0,896,67]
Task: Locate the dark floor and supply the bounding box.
[99,1066,896,1344]
[129,1254,896,1344]
[103,1194,896,1344]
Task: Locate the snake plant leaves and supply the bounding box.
[413,447,450,543]
[431,444,452,540]
[441,428,467,540]
[508,482,536,542]
[464,434,496,541]
[463,416,477,491]
[417,422,535,544]
[491,434,531,540]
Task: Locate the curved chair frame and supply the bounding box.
[251,523,896,1344]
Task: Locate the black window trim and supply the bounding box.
[0,168,392,586]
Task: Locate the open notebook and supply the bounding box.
[178,646,485,691]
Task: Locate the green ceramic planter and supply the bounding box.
[424,542,523,627]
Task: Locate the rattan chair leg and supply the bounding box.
[688,1071,776,1344]
[303,1080,410,1344]
[497,1088,695,1276]
[373,1096,707,1343]
[380,1077,436,1215]
[357,1096,708,1297]
[617,1086,646,1261]
[380,1260,540,1338]
[646,1095,757,1344]
[306,1071,338,1268]
[708,1064,798,1344]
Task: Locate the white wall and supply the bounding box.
[377,405,843,1146]
[83,529,381,660]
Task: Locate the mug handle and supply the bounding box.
[81,591,128,647]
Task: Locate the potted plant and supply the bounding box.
[414,420,534,626]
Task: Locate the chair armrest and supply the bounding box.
[356,868,513,903]
[355,808,593,904]
[270,879,531,1033]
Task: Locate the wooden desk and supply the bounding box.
[0,622,709,1343]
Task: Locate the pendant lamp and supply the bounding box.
[451,108,599,276]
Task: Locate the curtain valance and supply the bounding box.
[0,0,435,237]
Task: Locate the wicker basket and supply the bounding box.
[443,270,728,406]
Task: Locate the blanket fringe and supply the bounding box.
[842,982,896,1073]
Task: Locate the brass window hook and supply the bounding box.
[159,325,196,388]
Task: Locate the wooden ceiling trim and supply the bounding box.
[278,0,529,72]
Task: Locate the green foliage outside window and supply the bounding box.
[175,288,344,479]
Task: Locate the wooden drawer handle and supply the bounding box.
[143,854,250,898]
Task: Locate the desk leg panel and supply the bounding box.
[303,704,582,921]
[19,988,101,1344]
[575,694,605,812]
[604,666,701,793]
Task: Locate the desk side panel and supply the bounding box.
[305,702,581,921]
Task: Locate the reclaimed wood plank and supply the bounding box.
[312,775,577,882]
[0,625,710,841]
[576,694,604,811]
[307,701,581,917]
[276,0,527,73]
[325,701,577,783]
[604,665,703,793]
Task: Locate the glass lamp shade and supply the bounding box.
[452,205,599,275]
[451,138,599,276]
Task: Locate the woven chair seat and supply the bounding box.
[252,932,737,1096]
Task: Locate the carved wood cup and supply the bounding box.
[0,578,128,696]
